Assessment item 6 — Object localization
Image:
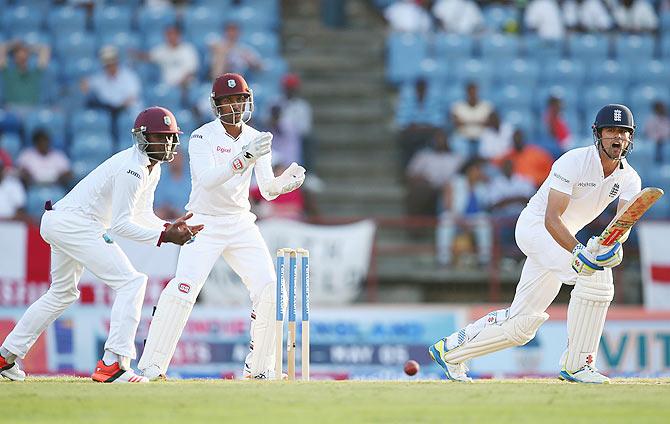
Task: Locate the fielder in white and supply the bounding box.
[430,104,641,384]
[138,73,306,380]
[0,106,203,383]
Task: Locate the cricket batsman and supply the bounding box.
[0,106,203,383]
[430,104,642,384]
[138,73,306,379]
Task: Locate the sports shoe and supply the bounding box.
[140,364,167,381]
[559,365,610,384]
[91,360,148,383]
[0,354,26,381]
[429,338,472,382]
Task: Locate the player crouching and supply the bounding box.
[429,104,645,384]
[0,106,203,383]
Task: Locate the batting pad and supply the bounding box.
[443,312,548,364]
[246,284,277,377]
[564,270,613,372]
[137,291,194,376]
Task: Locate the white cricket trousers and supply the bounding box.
[2,210,147,360]
[509,209,581,317]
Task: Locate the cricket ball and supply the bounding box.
[404,359,419,376]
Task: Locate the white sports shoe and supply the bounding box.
[140,364,167,381]
[0,355,26,382]
[559,365,610,384]
[429,338,473,382]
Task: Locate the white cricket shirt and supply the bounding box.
[54,147,166,244]
[523,145,641,235]
[185,120,276,217]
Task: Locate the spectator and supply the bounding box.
[0,156,26,221]
[544,96,572,151]
[612,0,658,32]
[137,25,199,97]
[450,82,493,156]
[154,152,191,220]
[16,129,72,188]
[0,142,13,169]
[563,0,613,32]
[277,74,314,169]
[432,0,484,34]
[209,22,263,79]
[495,129,553,188]
[645,101,670,163]
[251,162,306,220]
[0,40,51,109]
[479,110,514,159]
[384,0,433,33]
[80,46,142,138]
[406,130,464,216]
[397,79,440,167]
[525,0,566,40]
[488,159,535,216]
[436,157,492,266]
[264,104,301,165]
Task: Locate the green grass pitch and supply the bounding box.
[2,377,669,423]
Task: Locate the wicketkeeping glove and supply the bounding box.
[231,132,272,174]
[267,162,306,196]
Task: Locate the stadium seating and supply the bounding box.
[386,32,428,83]
[93,6,133,33]
[614,34,655,62]
[23,109,67,150]
[71,109,112,136]
[26,185,66,220]
[2,5,43,35]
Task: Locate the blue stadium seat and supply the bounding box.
[71,109,112,135]
[483,5,517,32]
[629,84,670,120]
[146,83,183,112]
[55,32,97,62]
[10,31,49,47]
[452,58,493,87]
[567,34,609,62]
[48,6,87,33]
[536,85,579,112]
[586,59,630,86]
[2,6,43,34]
[183,6,225,42]
[61,57,98,84]
[93,6,133,33]
[142,29,166,51]
[523,35,564,61]
[614,34,655,62]
[503,108,535,139]
[26,186,66,220]
[633,60,669,86]
[242,32,280,58]
[386,32,428,83]
[497,58,540,86]
[137,5,177,29]
[249,56,288,87]
[116,111,137,151]
[97,31,142,62]
[70,133,114,163]
[662,11,670,31]
[23,110,67,150]
[481,34,520,59]
[494,84,533,110]
[135,62,162,86]
[433,33,474,60]
[419,58,449,83]
[662,34,670,59]
[583,85,626,118]
[228,5,278,30]
[0,132,22,158]
[395,81,444,128]
[542,59,585,86]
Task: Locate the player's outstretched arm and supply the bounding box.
[544,188,579,253]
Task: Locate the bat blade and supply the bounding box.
[598,187,664,246]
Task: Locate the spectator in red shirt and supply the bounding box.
[544,96,571,151]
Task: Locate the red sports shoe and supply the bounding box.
[91,360,148,383]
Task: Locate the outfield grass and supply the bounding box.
[2,377,669,423]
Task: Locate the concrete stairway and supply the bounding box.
[281,0,403,218]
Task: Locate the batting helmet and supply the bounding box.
[210,73,254,124]
[132,106,182,162]
[592,104,635,159]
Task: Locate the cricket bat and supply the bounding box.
[599,187,664,246]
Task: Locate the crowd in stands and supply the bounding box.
[380,0,670,266]
[0,0,316,224]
